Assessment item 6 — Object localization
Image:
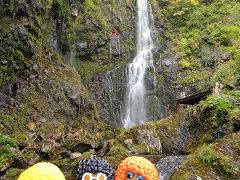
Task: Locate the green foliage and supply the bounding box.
[172,132,240,179]
[200,145,218,166]
[223,90,240,100]
[75,60,99,82]
[85,0,99,11]
[4,168,23,179]
[0,0,54,87]
[229,107,240,123]
[199,143,239,175]
[0,133,17,165]
[178,29,202,58]
[200,96,234,127]
[178,69,210,91]
[75,59,126,82]
[157,0,240,90]
[0,133,17,148]
[212,60,240,87]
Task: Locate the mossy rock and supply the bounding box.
[171,132,240,179]
[2,168,23,180]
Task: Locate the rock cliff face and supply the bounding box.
[2,0,226,127]
[88,0,178,126]
[0,65,113,179]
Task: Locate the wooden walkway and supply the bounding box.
[176,89,212,112]
[177,89,212,105]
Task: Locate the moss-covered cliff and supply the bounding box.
[0,1,132,178]
[151,0,240,93]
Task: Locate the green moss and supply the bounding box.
[4,168,23,180]
[0,133,17,148]
[84,0,100,11]
[151,111,185,138]
[171,154,212,180]
[155,0,240,91]
[75,59,126,83]
[199,96,234,128]
[52,158,72,174]
[0,133,17,168]
[199,143,239,176]
[212,60,240,87]
[131,144,149,154]
[200,144,218,166]
[104,139,129,167]
[229,107,240,124]
[107,140,128,156]
[179,69,210,90]
[178,59,191,69]
[75,60,100,82]
[172,132,240,179]
[14,50,25,61]
[71,151,93,167]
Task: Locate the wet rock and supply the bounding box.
[29,74,36,79]
[0,60,8,65]
[70,152,82,160]
[77,42,87,50]
[157,155,187,180]
[43,69,49,75]
[28,154,40,166]
[136,130,162,154]
[0,158,13,173]
[20,87,29,95]
[10,83,20,97]
[124,139,133,148]
[60,150,71,158]
[0,93,9,107]
[39,117,47,123]
[97,141,110,156]
[35,82,43,93]
[88,65,127,126]
[28,132,43,142]
[146,95,163,120]
[213,124,231,139]
[10,147,28,169]
[60,104,75,118]
[68,143,94,154]
[69,93,81,106]
[145,74,156,90]
[221,53,230,62]
[195,176,202,180]
[18,26,28,38]
[38,140,57,160]
[32,64,38,71]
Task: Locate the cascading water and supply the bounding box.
[123,0,154,128]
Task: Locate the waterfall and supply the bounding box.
[123,0,154,128]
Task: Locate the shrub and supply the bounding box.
[200,145,218,166]
[200,96,234,127]
[0,133,17,148]
[0,133,17,165]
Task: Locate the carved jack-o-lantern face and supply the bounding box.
[82,172,107,180]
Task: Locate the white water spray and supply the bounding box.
[123,0,154,128]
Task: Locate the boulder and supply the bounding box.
[10,147,28,168]
[136,130,162,154]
